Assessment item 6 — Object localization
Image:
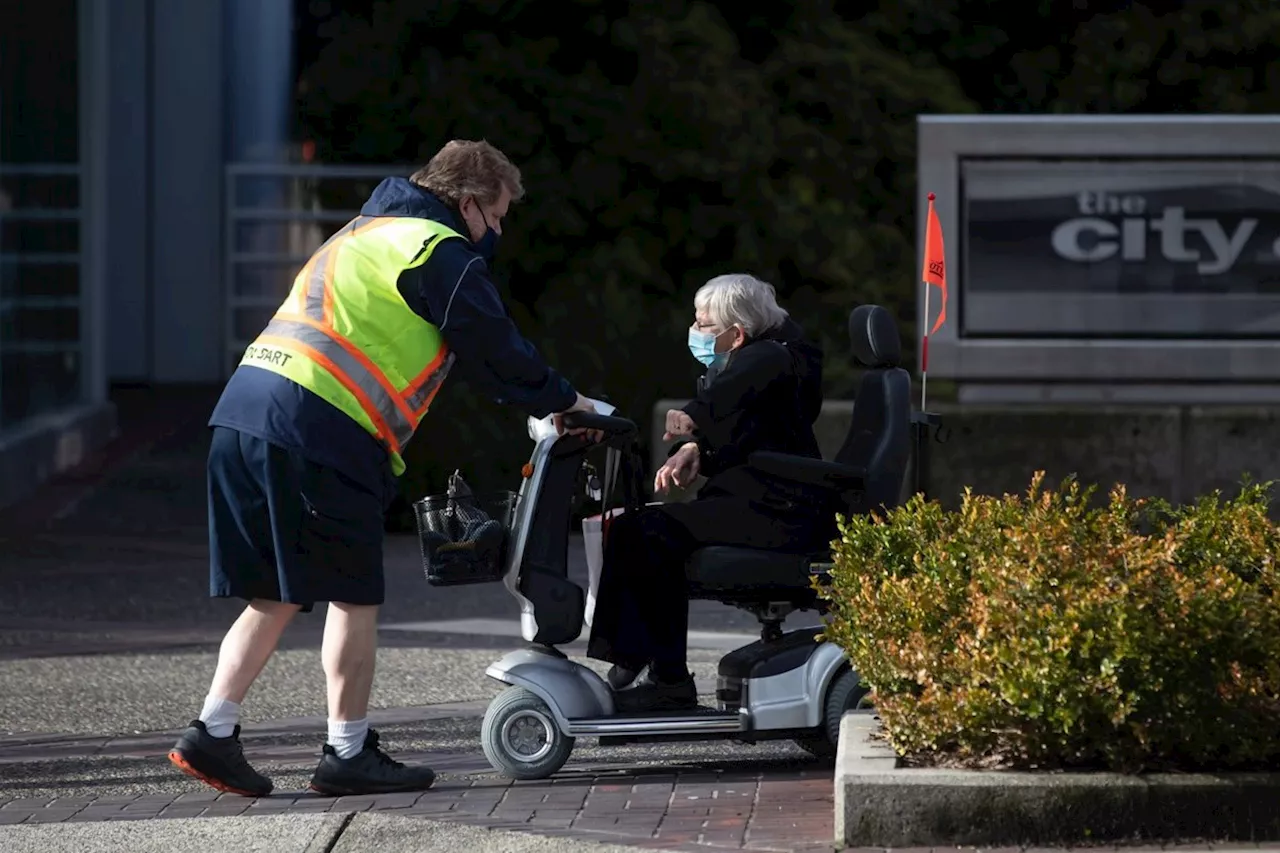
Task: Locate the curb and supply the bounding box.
[326,811,679,852]
[834,709,1280,847]
[303,812,353,853]
[0,810,672,853]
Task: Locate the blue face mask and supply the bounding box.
[688,327,728,368]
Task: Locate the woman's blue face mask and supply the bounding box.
[688,326,730,368]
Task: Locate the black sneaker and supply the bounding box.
[612,671,698,713]
[309,728,436,796]
[168,720,273,797]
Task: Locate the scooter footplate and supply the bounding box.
[594,704,723,721]
[566,706,743,737]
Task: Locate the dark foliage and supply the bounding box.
[293,0,1280,507]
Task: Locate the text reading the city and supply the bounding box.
[1052,191,1266,275]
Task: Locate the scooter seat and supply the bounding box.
[685,546,826,600]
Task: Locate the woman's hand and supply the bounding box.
[654,443,701,494]
[663,409,697,441]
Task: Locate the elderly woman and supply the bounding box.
[586,273,827,713]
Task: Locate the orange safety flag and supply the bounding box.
[922,192,947,335]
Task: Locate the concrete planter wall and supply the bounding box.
[834,710,1280,848]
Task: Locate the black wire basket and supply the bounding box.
[414,487,519,587]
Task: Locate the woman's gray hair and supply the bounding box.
[694,273,789,337]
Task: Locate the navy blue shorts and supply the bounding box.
[207,427,388,611]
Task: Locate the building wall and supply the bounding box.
[0,0,114,509]
[0,0,86,428]
[147,0,226,383]
[8,0,296,392]
[0,0,293,509]
[102,0,151,382]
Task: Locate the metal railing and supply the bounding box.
[223,162,412,376]
[0,163,83,428]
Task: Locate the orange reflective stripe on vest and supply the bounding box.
[255,213,458,459]
[250,211,465,458]
[298,215,453,328]
[260,317,415,453]
[404,349,451,415]
[299,215,382,324]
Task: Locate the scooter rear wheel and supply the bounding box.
[794,666,870,758]
[482,686,575,780]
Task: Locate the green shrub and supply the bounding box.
[817,472,1280,772]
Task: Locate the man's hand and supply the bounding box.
[654,442,701,495]
[553,392,604,442]
[663,409,697,441]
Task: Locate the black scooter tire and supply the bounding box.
[794,666,870,758]
[482,686,575,780]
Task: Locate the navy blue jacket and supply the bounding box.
[209,177,577,498]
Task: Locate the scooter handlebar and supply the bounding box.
[561,411,638,436]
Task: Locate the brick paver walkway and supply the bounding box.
[0,721,837,852]
[0,778,834,851]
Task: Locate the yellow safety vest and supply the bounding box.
[240,214,461,475]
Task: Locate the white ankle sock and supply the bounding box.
[327,718,369,760]
[198,696,241,739]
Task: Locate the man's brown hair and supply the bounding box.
[410,140,525,207]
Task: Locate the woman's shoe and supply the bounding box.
[612,671,698,713]
[606,664,644,690]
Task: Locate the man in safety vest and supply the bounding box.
[167,140,597,798]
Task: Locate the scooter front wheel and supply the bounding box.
[481,686,575,780]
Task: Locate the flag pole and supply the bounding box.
[921,274,931,411]
[914,191,946,501]
[920,192,935,411]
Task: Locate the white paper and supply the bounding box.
[584,396,617,416]
[581,506,628,627]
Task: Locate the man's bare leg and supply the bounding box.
[308,600,436,794]
[201,599,301,735]
[321,602,379,757]
[169,598,299,797]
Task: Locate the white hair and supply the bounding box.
[693,273,789,337]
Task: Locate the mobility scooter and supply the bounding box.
[415,305,937,781]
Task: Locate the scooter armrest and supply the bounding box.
[747,451,865,494]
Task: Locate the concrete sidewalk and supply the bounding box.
[0,812,658,853]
